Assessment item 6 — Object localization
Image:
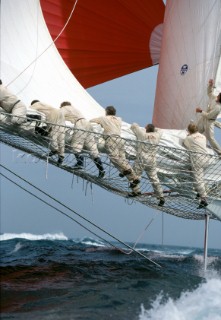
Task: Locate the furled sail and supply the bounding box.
[40,0,165,88]
[153,0,221,129]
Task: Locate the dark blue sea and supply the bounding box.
[1,233,221,320]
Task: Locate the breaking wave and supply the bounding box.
[139,278,221,320]
[0,232,68,241]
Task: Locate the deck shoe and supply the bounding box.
[74,154,84,168]
[73,163,83,170]
[58,156,64,164]
[127,191,141,198]
[198,199,208,209]
[98,170,105,178]
[129,179,140,189]
[49,150,58,157]
[158,197,165,206]
[94,157,105,177]
[57,156,64,165]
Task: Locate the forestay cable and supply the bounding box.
[0,164,162,268]
[0,172,117,249]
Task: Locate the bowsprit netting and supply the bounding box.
[0,112,220,220]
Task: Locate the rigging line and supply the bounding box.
[199,0,221,80]
[0,172,122,253]
[161,212,164,246]
[0,164,162,268]
[118,218,154,255]
[1,171,161,268]
[15,0,40,96]
[0,164,122,243]
[6,0,79,87]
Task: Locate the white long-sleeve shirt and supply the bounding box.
[30,102,64,124]
[202,84,221,120]
[183,132,208,154]
[60,105,84,124]
[90,115,122,136]
[131,123,162,162]
[0,84,23,112]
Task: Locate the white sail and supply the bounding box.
[153,0,221,129]
[1,0,220,221]
[215,55,221,95]
[215,55,221,120]
[0,0,104,119]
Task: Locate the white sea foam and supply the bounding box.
[82,241,105,247]
[176,249,194,255]
[0,232,68,241]
[138,249,187,261]
[11,242,24,253]
[80,237,106,247]
[194,254,219,265]
[139,278,221,320]
[139,248,194,256]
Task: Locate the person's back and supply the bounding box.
[97,115,122,136]
[90,106,121,136]
[0,84,18,113]
[184,132,207,155]
[30,101,63,124]
[91,106,140,191]
[60,101,105,177]
[60,104,84,124]
[30,100,65,164]
[131,123,161,162]
[0,80,27,124]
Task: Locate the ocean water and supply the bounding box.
[1,233,221,320]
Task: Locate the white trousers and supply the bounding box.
[71,119,99,159]
[49,123,65,157]
[190,156,207,198]
[105,136,138,182]
[11,101,27,124]
[197,117,221,155]
[133,157,163,198]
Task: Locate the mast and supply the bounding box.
[203,213,210,272]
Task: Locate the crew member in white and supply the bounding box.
[60,101,105,178]
[30,100,65,165]
[196,79,221,156]
[0,79,27,124]
[183,123,209,208]
[90,106,140,190]
[131,123,165,206]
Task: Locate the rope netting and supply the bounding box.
[0,111,220,220]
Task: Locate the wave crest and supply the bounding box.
[0,232,68,241]
[139,278,221,320]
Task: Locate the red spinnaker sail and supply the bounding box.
[40,0,165,88]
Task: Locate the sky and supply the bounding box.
[1,65,221,249]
